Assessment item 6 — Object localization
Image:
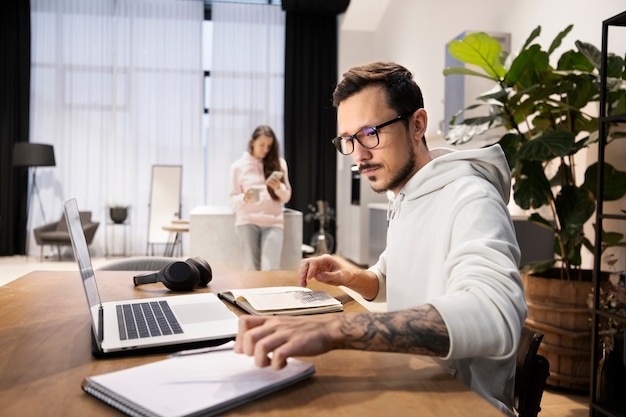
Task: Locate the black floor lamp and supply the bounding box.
[12,143,56,224]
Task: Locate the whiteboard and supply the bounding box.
[147,165,182,248]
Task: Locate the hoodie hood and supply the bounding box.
[387,145,511,219]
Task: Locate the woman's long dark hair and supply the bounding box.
[248,125,284,201]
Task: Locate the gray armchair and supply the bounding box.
[33,211,99,261]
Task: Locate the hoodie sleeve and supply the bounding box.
[228,162,245,211]
[428,191,526,361]
[367,250,388,303]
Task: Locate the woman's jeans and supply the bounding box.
[236,224,283,271]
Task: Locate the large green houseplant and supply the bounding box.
[443,25,626,279]
[443,26,626,390]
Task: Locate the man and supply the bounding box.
[234,61,527,416]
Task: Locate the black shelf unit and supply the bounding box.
[590,10,626,417]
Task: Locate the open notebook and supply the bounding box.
[218,286,343,315]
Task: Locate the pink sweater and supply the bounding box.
[228,152,292,228]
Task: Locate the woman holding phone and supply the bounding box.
[228,125,292,271]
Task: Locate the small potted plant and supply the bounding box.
[109,205,129,224]
[304,200,335,255]
[587,256,626,402]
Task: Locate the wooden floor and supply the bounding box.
[539,386,588,417]
[0,255,592,415]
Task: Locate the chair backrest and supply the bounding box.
[96,256,177,271]
[514,325,550,417]
[79,211,93,225]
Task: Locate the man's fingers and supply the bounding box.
[253,329,291,368]
[238,317,294,368]
[235,316,267,354]
[298,259,316,286]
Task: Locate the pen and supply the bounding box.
[170,340,235,357]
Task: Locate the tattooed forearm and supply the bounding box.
[335,305,450,357]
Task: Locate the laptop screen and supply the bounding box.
[64,199,103,334]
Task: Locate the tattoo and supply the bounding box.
[336,305,450,357]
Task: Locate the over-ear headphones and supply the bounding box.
[133,257,212,291]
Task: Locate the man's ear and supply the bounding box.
[412,108,428,141]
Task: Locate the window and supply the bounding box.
[201,10,213,202]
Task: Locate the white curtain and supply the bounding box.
[30,0,203,257]
[205,2,285,205]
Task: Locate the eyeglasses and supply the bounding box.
[331,111,414,155]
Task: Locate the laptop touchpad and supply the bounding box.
[174,302,236,324]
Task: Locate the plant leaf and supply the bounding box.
[556,185,595,230]
[513,161,552,209]
[583,162,626,201]
[576,41,601,70]
[601,230,624,246]
[506,45,550,88]
[607,54,626,78]
[498,133,524,169]
[520,26,541,51]
[547,24,573,56]
[518,131,576,160]
[557,50,594,72]
[447,32,506,79]
[442,66,500,82]
[560,73,597,109]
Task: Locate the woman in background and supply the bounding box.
[229,125,292,271]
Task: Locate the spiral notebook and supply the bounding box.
[82,344,315,417]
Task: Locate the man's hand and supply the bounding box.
[234,314,339,369]
[299,254,379,300]
[298,254,346,287]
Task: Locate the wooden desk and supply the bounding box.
[0,270,503,417]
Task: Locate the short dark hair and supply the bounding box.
[332,62,424,116]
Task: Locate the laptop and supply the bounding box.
[64,198,239,357]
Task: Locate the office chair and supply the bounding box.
[514,325,550,417]
[96,256,178,271]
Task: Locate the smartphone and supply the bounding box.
[268,171,284,181]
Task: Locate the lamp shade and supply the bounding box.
[12,143,56,167]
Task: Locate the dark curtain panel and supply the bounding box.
[283,12,338,249]
[0,1,31,255]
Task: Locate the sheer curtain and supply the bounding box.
[30,0,203,257]
[205,2,285,205]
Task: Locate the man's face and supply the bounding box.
[336,86,418,194]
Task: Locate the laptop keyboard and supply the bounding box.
[116,300,183,340]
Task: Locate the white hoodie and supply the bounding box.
[368,145,527,416]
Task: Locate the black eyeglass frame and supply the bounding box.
[331,111,415,155]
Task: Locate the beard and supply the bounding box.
[364,144,416,193]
